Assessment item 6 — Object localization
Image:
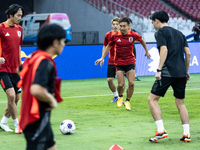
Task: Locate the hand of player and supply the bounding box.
[155,72,161,80]
[0,57,5,64]
[46,98,58,111]
[145,52,151,59]
[95,58,104,68]
[186,72,190,83]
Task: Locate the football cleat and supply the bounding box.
[117,96,123,107]
[135,77,141,81]
[111,96,118,103]
[124,101,131,110]
[180,134,191,142]
[0,123,13,132]
[15,125,22,134]
[149,130,168,142]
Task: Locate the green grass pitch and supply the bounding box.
[0,74,199,150]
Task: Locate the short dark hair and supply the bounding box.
[150,10,169,23]
[128,18,132,24]
[119,17,130,25]
[5,4,24,19]
[37,23,66,50]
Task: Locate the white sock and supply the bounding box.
[155,120,164,133]
[1,116,9,124]
[183,124,190,135]
[113,91,118,97]
[13,118,19,127]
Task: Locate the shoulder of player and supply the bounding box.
[14,24,22,30]
[128,30,141,36]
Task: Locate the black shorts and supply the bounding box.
[116,64,135,73]
[151,77,187,99]
[107,64,116,78]
[23,112,55,150]
[0,72,21,94]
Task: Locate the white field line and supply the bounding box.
[62,88,200,99]
[0,88,200,103]
[0,88,199,103]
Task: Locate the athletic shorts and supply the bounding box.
[151,77,187,99]
[116,64,135,73]
[0,72,21,94]
[23,113,55,150]
[107,64,116,78]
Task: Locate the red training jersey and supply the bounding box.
[103,30,116,65]
[108,30,142,65]
[0,22,23,73]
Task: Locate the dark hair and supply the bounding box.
[37,23,66,50]
[128,18,132,24]
[150,10,169,23]
[5,4,24,18]
[119,17,130,25]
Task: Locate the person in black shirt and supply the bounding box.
[148,10,191,143]
[19,24,66,150]
[192,22,200,42]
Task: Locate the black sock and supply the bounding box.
[126,98,130,101]
[119,95,123,97]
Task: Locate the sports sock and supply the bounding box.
[1,116,9,124]
[183,124,190,135]
[155,119,164,133]
[126,98,130,101]
[119,94,123,97]
[13,118,19,127]
[113,91,118,97]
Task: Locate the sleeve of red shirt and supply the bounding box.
[103,32,109,46]
[19,26,23,45]
[108,33,115,46]
[133,31,142,41]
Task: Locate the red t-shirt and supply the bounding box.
[103,30,116,65]
[0,22,23,73]
[108,30,142,65]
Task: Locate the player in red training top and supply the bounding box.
[95,17,151,110]
[101,17,120,103]
[0,4,24,133]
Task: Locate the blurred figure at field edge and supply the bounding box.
[192,22,200,42]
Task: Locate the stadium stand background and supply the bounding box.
[0,0,198,43]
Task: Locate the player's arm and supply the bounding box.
[184,46,191,82]
[155,46,168,80]
[139,39,151,58]
[95,44,112,67]
[30,84,57,109]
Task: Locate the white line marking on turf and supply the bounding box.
[62,88,200,99]
[0,88,199,103]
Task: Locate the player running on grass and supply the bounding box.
[95,17,150,110]
[148,10,191,142]
[101,17,120,103]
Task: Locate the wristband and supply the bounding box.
[157,69,162,72]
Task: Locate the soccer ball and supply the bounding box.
[60,120,76,135]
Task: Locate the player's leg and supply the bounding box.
[125,69,135,100]
[48,144,57,150]
[148,77,171,142]
[116,69,125,107]
[107,65,118,102]
[148,93,168,142]
[173,77,190,142]
[0,72,16,131]
[123,69,135,110]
